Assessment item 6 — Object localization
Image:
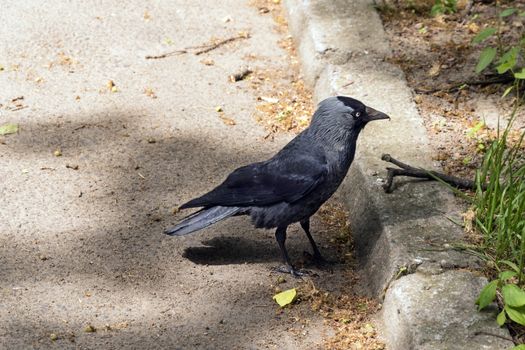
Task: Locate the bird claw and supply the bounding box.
[272,265,311,278]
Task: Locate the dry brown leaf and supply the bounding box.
[107,80,118,92]
[428,62,441,77]
[467,22,479,34]
[200,59,215,66]
[219,115,236,126]
[144,87,157,99]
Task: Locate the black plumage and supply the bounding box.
[165,96,389,276]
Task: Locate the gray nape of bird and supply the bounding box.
[165,96,389,276]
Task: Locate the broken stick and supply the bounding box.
[145,33,250,59]
[381,154,480,193]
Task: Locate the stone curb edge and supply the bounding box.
[281,0,513,348]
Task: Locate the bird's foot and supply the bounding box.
[272,265,312,278]
[303,251,336,271]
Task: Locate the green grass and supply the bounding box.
[473,109,525,284]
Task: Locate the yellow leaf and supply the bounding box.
[468,22,479,34]
[0,123,18,135]
[273,288,296,307]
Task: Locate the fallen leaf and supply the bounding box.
[260,96,279,104]
[467,22,479,34]
[215,106,223,112]
[144,87,157,99]
[273,288,296,307]
[219,115,236,126]
[53,149,62,157]
[0,123,18,135]
[143,10,151,20]
[201,59,215,66]
[428,62,441,77]
[57,52,75,66]
[110,321,129,330]
[107,80,118,92]
[49,333,58,341]
[237,31,250,39]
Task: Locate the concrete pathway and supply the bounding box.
[0,1,344,348]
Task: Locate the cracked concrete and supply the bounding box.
[283,0,514,348]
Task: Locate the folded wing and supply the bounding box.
[180,146,327,209]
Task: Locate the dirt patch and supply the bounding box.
[287,202,385,350]
[377,0,525,178]
[249,0,314,137]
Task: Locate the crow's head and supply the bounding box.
[310,96,390,133]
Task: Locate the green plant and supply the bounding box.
[431,0,457,16]
[477,262,525,327]
[471,79,525,332]
[472,7,525,76]
[466,120,489,152]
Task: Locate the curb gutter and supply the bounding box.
[282,0,514,348]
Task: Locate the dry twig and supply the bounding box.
[414,75,514,94]
[381,154,479,193]
[145,33,250,59]
[145,50,187,59]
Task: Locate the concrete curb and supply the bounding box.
[282,0,514,348]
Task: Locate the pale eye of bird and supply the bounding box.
[355,112,361,118]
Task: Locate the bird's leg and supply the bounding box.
[274,226,306,277]
[300,218,332,268]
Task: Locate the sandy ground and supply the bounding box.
[0,1,364,348]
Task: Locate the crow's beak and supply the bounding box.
[365,106,390,121]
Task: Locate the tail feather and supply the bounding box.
[164,206,242,236]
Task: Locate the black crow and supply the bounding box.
[165,96,389,276]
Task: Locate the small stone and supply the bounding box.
[49,333,58,341]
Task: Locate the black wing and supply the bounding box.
[180,145,328,209]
